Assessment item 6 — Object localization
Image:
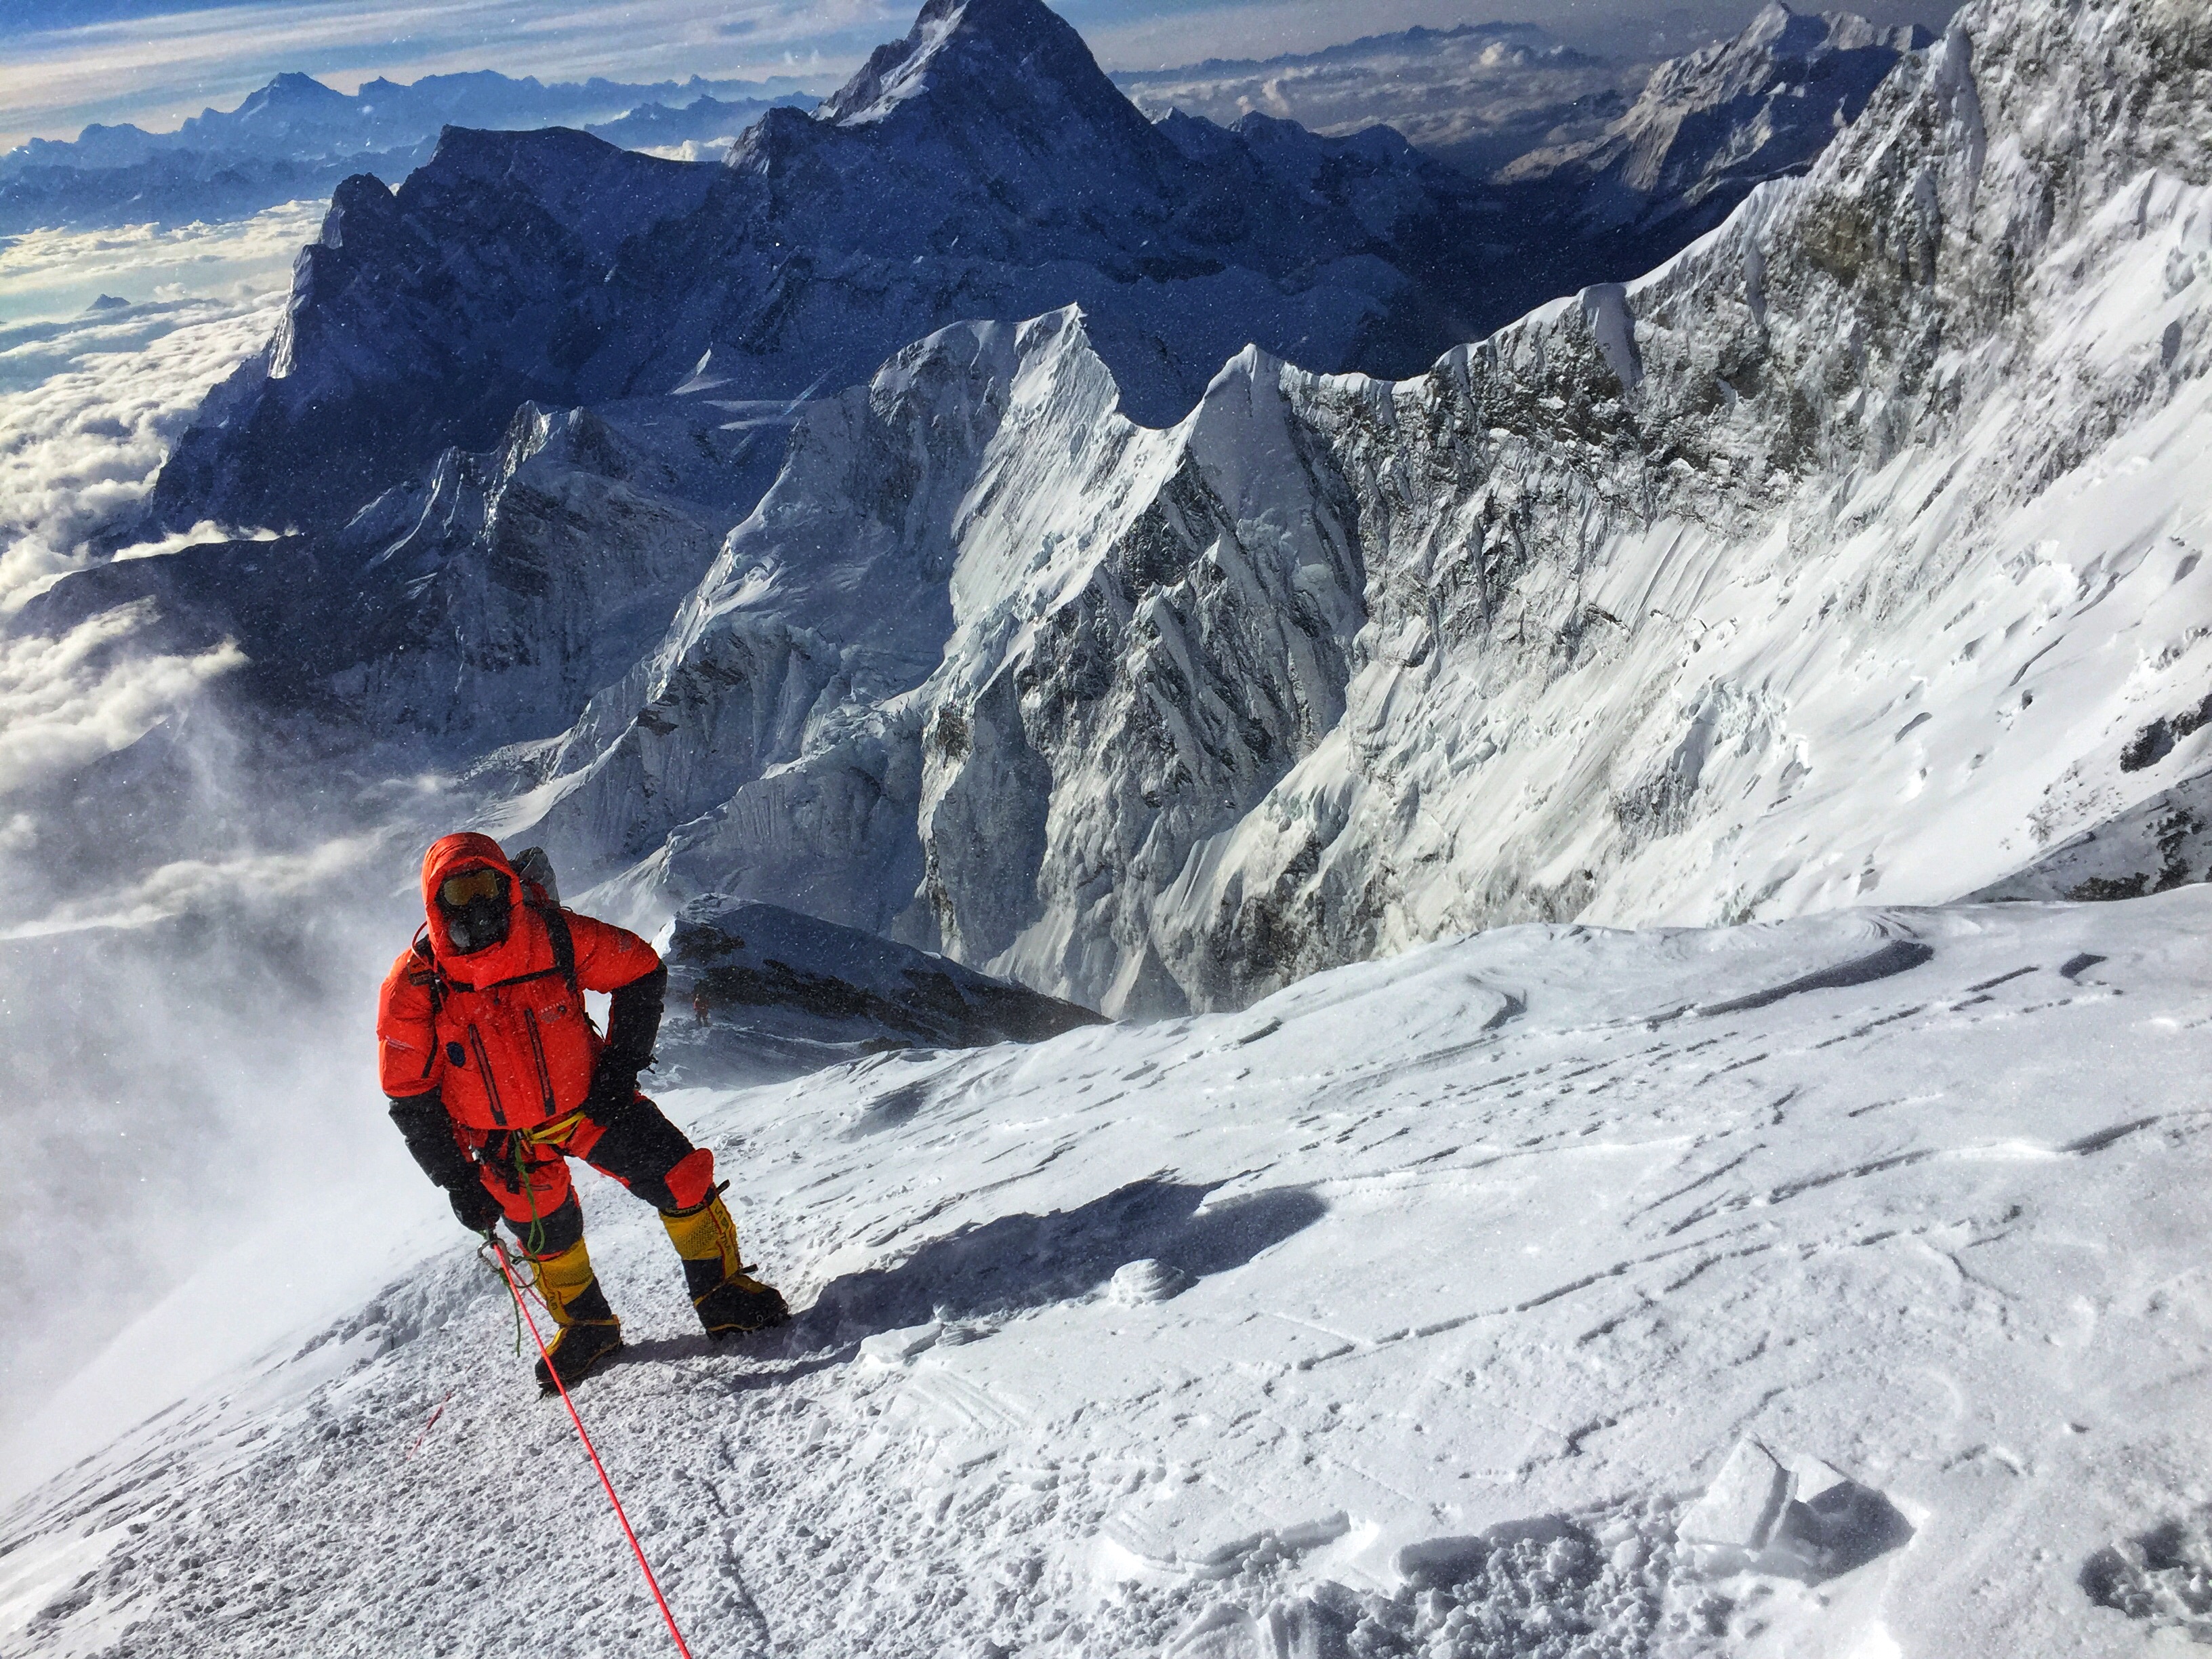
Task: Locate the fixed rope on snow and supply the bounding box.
[405,1391,455,1461]
[487,1235,697,1659]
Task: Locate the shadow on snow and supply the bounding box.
[796,1176,1327,1346]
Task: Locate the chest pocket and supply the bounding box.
[524,983,598,1115]
[432,983,575,1128]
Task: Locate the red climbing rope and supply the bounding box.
[489,1237,696,1659]
[405,1391,453,1461]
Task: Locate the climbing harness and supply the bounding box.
[488,1235,695,1659]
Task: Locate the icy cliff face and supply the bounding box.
[138,0,1499,539]
[508,0,2211,1018]
[512,308,1366,1015]
[1151,0,2212,1006]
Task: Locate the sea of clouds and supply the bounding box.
[0,201,445,1435]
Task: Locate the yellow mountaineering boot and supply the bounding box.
[661,1191,789,1340]
[531,1235,623,1393]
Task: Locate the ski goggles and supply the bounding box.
[438,867,510,909]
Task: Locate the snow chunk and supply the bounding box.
[1678,1438,1792,1552]
[1107,1258,1191,1305]
[859,1321,943,1368]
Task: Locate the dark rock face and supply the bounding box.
[139,0,1502,539]
[659,897,1105,1086]
[42,400,745,748]
[144,137,722,539]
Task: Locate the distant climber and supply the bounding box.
[693,984,712,1027]
[376,834,787,1391]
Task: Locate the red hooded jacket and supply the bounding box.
[376,834,662,1131]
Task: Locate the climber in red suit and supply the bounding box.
[375,833,785,1391]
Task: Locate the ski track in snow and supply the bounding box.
[7,893,2211,1657]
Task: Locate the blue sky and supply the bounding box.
[0,0,1954,151]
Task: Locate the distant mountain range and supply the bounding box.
[131,0,1521,539]
[0,68,817,234]
[3,3,1929,244]
[1112,20,1638,180]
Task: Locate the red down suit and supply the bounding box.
[376,834,714,1227]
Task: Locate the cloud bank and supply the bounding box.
[0,207,308,600]
[0,600,245,805]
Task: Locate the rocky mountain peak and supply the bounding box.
[1650,1,1929,104]
[237,72,347,112]
[814,0,1166,163]
[1494,0,1929,258]
[1738,1,1839,56]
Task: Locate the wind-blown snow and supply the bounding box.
[6,890,2208,1656]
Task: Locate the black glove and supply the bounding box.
[449,1181,505,1235]
[583,1053,640,1121]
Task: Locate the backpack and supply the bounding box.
[512,844,560,907]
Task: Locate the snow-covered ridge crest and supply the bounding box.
[519,305,1361,1008]
[515,0,2212,1017]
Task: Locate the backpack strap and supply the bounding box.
[406,928,448,1083]
[409,928,448,1018]
[536,903,581,1000]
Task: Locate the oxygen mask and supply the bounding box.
[437,866,512,954]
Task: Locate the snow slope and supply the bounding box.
[7,890,2209,1656]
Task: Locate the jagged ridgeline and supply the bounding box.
[138,0,1509,536]
[28,0,2212,1020]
